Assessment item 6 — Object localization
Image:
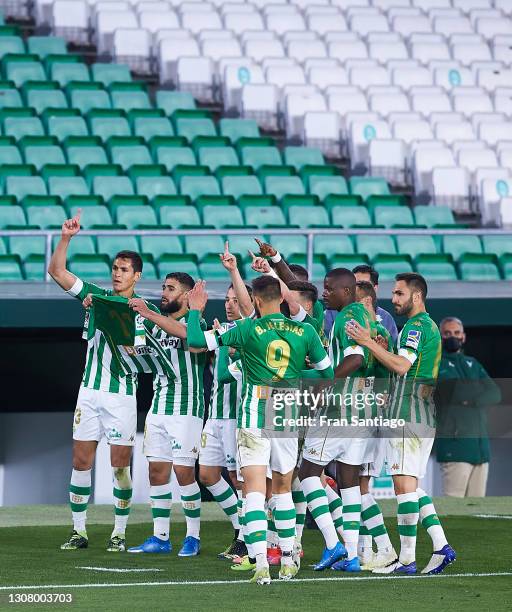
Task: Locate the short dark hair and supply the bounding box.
[288,280,318,304]
[395,272,428,301]
[229,282,253,298]
[114,250,143,273]
[252,275,281,301]
[288,263,309,281]
[166,272,194,290]
[353,264,379,286]
[326,267,356,287]
[356,280,377,310]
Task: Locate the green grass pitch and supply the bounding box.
[0,499,511,612]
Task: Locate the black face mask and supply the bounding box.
[443,337,462,353]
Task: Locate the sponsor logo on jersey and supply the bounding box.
[158,336,182,349]
[405,329,421,349]
[124,345,155,356]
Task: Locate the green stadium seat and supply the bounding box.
[5,60,46,87]
[443,235,482,261]
[415,254,458,281]
[89,114,131,141]
[287,255,327,281]
[68,204,111,227]
[23,254,45,280]
[24,145,66,170]
[268,234,307,257]
[244,206,285,228]
[482,236,512,259]
[48,116,88,141]
[331,206,371,227]
[265,176,305,201]
[127,163,165,182]
[175,118,216,143]
[314,235,354,260]
[356,235,396,260]
[0,164,36,186]
[97,235,139,259]
[180,176,220,201]
[284,146,324,170]
[156,91,196,115]
[4,116,44,140]
[396,235,437,259]
[9,234,45,260]
[26,88,68,113]
[241,146,282,170]
[50,62,89,86]
[92,176,134,202]
[372,254,413,280]
[116,205,157,228]
[300,164,340,184]
[107,195,147,216]
[110,144,152,170]
[0,239,6,255]
[91,63,131,86]
[0,144,22,165]
[136,176,176,200]
[40,163,79,180]
[0,254,23,280]
[110,90,151,113]
[374,206,414,227]
[499,254,512,279]
[5,176,47,199]
[226,234,266,257]
[198,147,239,172]
[198,254,230,279]
[69,254,111,280]
[196,195,235,211]
[27,36,67,57]
[51,234,95,259]
[140,236,183,260]
[219,118,259,143]
[0,36,25,55]
[0,205,25,228]
[215,165,252,180]
[288,205,329,228]
[203,205,243,228]
[25,204,66,229]
[82,163,122,186]
[366,194,406,211]
[221,176,262,199]
[309,176,349,201]
[413,205,455,227]
[158,254,198,278]
[0,86,22,107]
[184,235,224,260]
[156,146,196,171]
[133,117,174,141]
[329,253,370,269]
[159,205,200,228]
[458,254,500,281]
[238,194,276,210]
[66,144,108,169]
[48,176,89,199]
[69,88,111,114]
[349,177,390,201]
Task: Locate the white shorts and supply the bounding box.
[386,423,435,479]
[361,432,388,478]
[73,386,136,446]
[302,425,376,467]
[143,411,203,465]
[199,418,237,471]
[237,428,298,476]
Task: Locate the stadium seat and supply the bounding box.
[67,204,111,227]
[5,176,47,200]
[219,119,259,143]
[0,255,23,280]
[184,235,224,259]
[267,235,308,258]
[459,254,501,280]
[51,234,95,259]
[69,254,111,280]
[397,235,438,259]
[89,113,131,141]
[244,206,286,228]
[284,147,324,171]
[25,204,66,229]
[374,206,414,227]
[91,63,131,87]
[415,254,459,281]
[92,176,134,202]
[158,254,199,279]
[9,234,45,260]
[414,205,456,227]
[265,177,305,201]
[115,205,157,228]
[180,176,220,202]
[314,235,354,261]
[4,116,44,140]
[0,205,25,228]
[331,206,371,227]
[156,91,196,116]
[24,145,66,171]
[110,144,153,171]
[156,147,196,171]
[372,254,414,280]
[198,147,239,172]
[288,205,329,228]
[241,147,282,170]
[0,144,22,166]
[136,176,177,201]
[159,206,200,228]
[50,61,90,86]
[175,118,216,143]
[69,87,112,115]
[133,117,174,142]
[308,176,349,202]
[48,116,88,141]
[349,177,390,201]
[443,235,483,261]
[48,176,88,200]
[203,205,243,229]
[221,176,263,200]
[355,235,396,260]
[140,236,183,261]
[482,236,512,259]
[97,235,139,260]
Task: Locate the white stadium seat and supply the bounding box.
[303,111,342,157]
[392,16,432,36]
[176,57,214,102]
[453,0,493,13]
[349,66,390,89]
[392,66,432,89]
[349,15,390,37]
[95,10,138,55]
[349,119,392,171]
[265,66,306,89]
[285,92,327,139]
[158,37,200,85]
[52,0,89,44]
[410,88,452,116]
[369,91,410,116]
[368,40,409,63]
[434,67,475,90]
[451,89,494,117]
[451,42,492,66]
[308,66,348,90]
[202,39,242,63]
[433,17,473,36]
[286,41,328,64]
[181,12,222,33]
[328,87,369,126]
[266,14,307,35]
[393,119,434,144]
[241,83,279,130]
[432,166,471,212]
[369,138,407,185]
[479,123,512,147]
[480,177,512,225]
[308,14,348,35]
[476,18,512,40]
[494,88,512,116]
[328,39,368,60]
[224,12,265,31]
[222,61,264,112]
[113,28,151,73]
[244,40,285,62]
[411,41,451,64]
[139,10,179,33]
[413,145,456,198]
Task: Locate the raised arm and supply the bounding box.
[249,251,301,317]
[255,238,297,284]
[219,241,253,317]
[48,210,82,290]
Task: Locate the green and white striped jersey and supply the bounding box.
[149,311,207,418]
[69,277,173,396]
[388,312,441,426]
[209,346,242,420]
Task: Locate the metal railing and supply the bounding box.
[1,227,512,282]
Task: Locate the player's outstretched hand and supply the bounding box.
[128,297,152,319]
[82,293,93,309]
[248,250,271,274]
[345,320,372,346]
[188,280,208,311]
[219,241,237,271]
[62,209,81,238]
[255,238,277,258]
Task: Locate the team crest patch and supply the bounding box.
[218,321,237,335]
[405,329,421,349]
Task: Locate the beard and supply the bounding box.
[394,296,414,317]
[160,298,181,314]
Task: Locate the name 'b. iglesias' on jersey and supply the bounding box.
[200,313,331,430]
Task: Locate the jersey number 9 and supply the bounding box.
[266,339,290,380]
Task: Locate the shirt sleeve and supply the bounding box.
[306,324,331,370]
[217,319,247,349]
[67,277,107,301]
[339,311,365,358]
[397,321,423,365]
[291,305,308,323]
